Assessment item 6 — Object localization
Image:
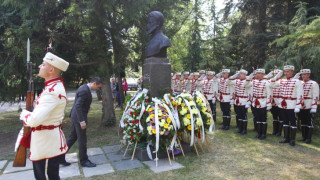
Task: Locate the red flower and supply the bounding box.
[134,112,138,116]
[177,106,180,109]
[126,121,129,124]
[144,110,146,113]
[131,120,135,124]
[137,132,140,135]
[130,111,133,115]
[130,130,133,133]
[145,99,149,103]
[136,120,139,124]
[130,136,134,139]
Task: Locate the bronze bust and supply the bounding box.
[145,11,171,58]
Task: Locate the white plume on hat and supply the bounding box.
[176,72,181,76]
[255,69,265,74]
[183,71,190,75]
[199,70,205,73]
[43,52,69,72]
[283,65,294,71]
[300,69,311,73]
[193,72,200,76]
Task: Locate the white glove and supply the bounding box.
[265,71,273,79]
[230,100,234,105]
[230,72,240,79]
[266,106,272,111]
[293,72,301,79]
[211,99,216,104]
[245,104,250,109]
[310,108,317,113]
[19,109,30,121]
[271,70,283,81]
[294,107,300,113]
[247,73,254,80]
[216,72,222,78]
[172,74,176,80]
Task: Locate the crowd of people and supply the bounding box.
[171,66,319,146]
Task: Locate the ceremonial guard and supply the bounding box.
[199,70,207,80]
[250,69,272,140]
[19,53,69,179]
[298,69,319,144]
[218,69,233,130]
[181,71,190,93]
[203,71,218,122]
[270,69,283,136]
[173,72,182,93]
[190,72,200,94]
[272,65,303,146]
[233,69,252,134]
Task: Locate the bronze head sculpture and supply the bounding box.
[145,11,171,58]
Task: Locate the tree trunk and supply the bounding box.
[101,76,116,126]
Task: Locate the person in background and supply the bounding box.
[122,78,128,96]
[137,77,143,89]
[116,78,122,108]
[111,78,117,106]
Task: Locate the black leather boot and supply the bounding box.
[276,121,283,136]
[272,120,278,135]
[255,122,262,138]
[259,123,267,140]
[241,120,248,135]
[299,125,307,141]
[236,119,243,133]
[279,125,290,143]
[219,117,226,130]
[289,127,297,146]
[253,118,257,131]
[305,127,313,144]
[235,116,239,128]
[223,117,230,130]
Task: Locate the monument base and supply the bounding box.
[143,57,171,98]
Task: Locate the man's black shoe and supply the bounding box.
[60,161,71,166]
[81,160,96,167]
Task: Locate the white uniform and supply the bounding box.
[20,78,68,161]
[252,79,272,108]
[203,78,218,101]
[181,78,191,93]
[218,78,233,103]
[234,79,252,106]
[301,80,319,110]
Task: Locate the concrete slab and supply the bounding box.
[106,153,130,162]
[3,159,33,174]
[0,160,7,170]
[113,159,143,171]
[143,159,184,173]
[87,147,103,156]
[102,145,121,154]
[0,170,34,180]
[82,163,114,178]
[65,152,78,163]
[89,154,108,165]
[59,163,80,179]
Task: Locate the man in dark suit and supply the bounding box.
[61,77,102,167]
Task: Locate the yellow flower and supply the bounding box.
[187,125,192,131]
[166,118,172,124]
[181,103,185,107]
[152,129,156,134]
[147,126,152,132]
[191,109,198,115]
[187,114,191,119]
[168,125,173,130]
[179,108,187,115]
[150,114,155,119]
[183,117,190,126]
[196,118,202,126]
[189,101,195,106]
[159,116,162,119]
[148,108,153,112]
[164,123,169,129]
[171,101,177,106]
[146,117,150,122]
[185,107,189,111]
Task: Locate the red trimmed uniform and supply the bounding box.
[203,78,219,121]
[251,78,271,139]
[20,77,68,179]
[218,77,233,130]
[298,79,319,143]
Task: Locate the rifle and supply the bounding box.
[13,39,35,167]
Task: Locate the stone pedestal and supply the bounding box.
[143,57,171,98]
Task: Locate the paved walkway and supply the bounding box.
[0,145,184,179]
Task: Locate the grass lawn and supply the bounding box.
[0,98,319,179]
